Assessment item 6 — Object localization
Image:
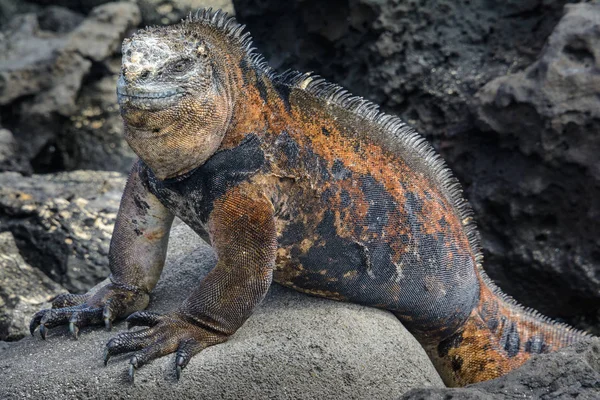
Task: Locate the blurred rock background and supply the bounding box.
[0,0,597,345]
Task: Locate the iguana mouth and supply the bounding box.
[116,75,185,110]
[117,88,183,99]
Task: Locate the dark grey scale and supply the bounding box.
[273,131,300,169]
[255,72,270,104]
[525,335,546,354]
[273,82,292,112]
[499,320,521,357]
[359,174,396,235]
[279,221,305,246]
[479,300,500,333]
[145,134,265,230]
[340,190,351,208]
[331,159,351,180]
[132,195,151,213]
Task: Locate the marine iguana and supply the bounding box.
[30,9,589,386]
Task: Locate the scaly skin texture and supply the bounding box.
[30,9,590,386]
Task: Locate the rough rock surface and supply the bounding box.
[233,0,599,331]
[0,128,30,174]
[0,231,66,341]
[0,2,140,173]
[136,0,235,26]
[0,224,444,400]
[0,170,126,293]
[472,2,600,321]
[27,0,235,25]
[401,337,600,399]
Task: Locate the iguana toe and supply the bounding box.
[29,284,150,340]
[68,307,104,339]
[51,293,89,309]
[125,311,162,330]
[40,306,81,334]
[104,313,226,380]
[175,338,203,380]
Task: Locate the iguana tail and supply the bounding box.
[425,270,589,387]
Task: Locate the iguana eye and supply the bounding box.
[172,59,192,73]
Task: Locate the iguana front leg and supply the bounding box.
[30,160,174,339]
[104,185,277,380]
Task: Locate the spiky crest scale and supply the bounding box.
[184,9,588,336]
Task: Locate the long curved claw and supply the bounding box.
[126,344,173,380]
[103,298,125,332]
[29,311,44,336]
[126,311,162,330]
[69,321,79,340]
[103,347,111,366]
[174,339,203,380]
[103,305,113,331]
[67,307,103,339]
[39,324,47,340]
[129,363,136,383]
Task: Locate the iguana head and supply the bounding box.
[117,10,245,180]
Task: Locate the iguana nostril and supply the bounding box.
[140,70,150,80]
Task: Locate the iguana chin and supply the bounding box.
[30,9,589,387]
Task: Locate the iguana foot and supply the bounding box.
[104,311,227,381]
[30,283,150,339]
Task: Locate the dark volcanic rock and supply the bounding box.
[401,337,600,399]
[0,2,140,173]
[233,0,570,131]
[0,128,30,174]
[0,231,65,341]
[26,0,235,26]
[233,0,599,330]
[471,3,600,320]
[0,170,126,293]
[136,0,234,26]
[59,72,136,172]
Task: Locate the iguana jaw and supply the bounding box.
[117,75,186,111]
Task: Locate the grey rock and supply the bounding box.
[59,74,136,172]
[0,0,43,28]
[0,2,140,173]
[27,0,235,25]
[0,170,127,293]
[137,0,234,26]
[0,128,29,173]
[401,337,600,400]
[66,2,141,63]
[37,6,85,33]
[0,128,15,161]
[0,231,66,341]
[0,224,444,399]
[471,2,600,320]
[28,0,118,14]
